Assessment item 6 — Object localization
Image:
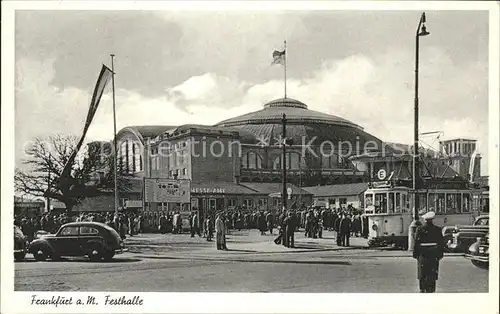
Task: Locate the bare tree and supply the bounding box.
[15,135,131,214]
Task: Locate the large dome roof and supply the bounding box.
[215,97,383,146]
[217,97,362,129]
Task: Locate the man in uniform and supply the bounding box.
[413,211,445,293]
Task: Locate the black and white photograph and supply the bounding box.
[1,1,499,313]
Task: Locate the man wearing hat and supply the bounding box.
[413,211,445,293]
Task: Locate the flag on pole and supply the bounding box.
[272,49,286,66]
[61,64,113,179]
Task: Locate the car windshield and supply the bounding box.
[477,218,489,225]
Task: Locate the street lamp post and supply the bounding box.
[408,12,430,251]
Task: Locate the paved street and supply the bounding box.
[14,230,489,292]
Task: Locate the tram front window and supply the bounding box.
[365,194,373,214]
[435,193,446,214]
[462,194,471,213]
[446,194,458,214]
[402,194,409,212]
[388,193,395,213]
[374,193,387,214]
[395,192,401,212]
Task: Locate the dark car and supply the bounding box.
[465,233,489,269]
[447,215,489,253]
[28,221,126,262]
[14,225,29,261]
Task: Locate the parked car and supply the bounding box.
[28,221,126,262]
[465,233,489,269]
[447,215,489,253]
[14,225,29,261]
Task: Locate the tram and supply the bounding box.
[364,178,481,249]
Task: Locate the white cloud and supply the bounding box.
[15,44,489,173]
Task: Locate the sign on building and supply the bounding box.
[144,178,191,203]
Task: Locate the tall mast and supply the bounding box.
[111,54,118,215]
[284,40,287,98]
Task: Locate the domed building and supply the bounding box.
[215,97,386,185]
[84,97,389,216]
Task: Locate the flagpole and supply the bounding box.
[110,54,118,215]
[284,40,287,98]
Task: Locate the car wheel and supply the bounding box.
[88,244,103,262]
[33,247,48,261]
[102,250,115,262]
[14,252,26,262]
[471,260,489,269]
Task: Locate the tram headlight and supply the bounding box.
[372,224,378,231]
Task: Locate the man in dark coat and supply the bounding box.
[339,214,352,246]
[258,212,267,235]
[413,211,445,293]
[335,213,343,245]
[266,212,274,235]
[284,212,297,248]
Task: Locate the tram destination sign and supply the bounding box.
[144,178,191,203]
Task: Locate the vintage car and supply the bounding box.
[447,215,489,253]
[28,221,126,262]
[465,233,489,269]
[14,225,29,261]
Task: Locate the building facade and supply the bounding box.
[80,97,484,218]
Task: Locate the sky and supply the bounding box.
[14,10,489,173]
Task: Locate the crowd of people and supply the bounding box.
[14,211,143,241]
[14,203,368,250]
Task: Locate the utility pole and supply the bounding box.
[111,54,119,215]
[47,155,51,213]
[281,113,287,212]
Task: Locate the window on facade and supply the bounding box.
[176,151,182,166]
[242,151,262,169]
[133,143,141,172]
[127,141,134,174]
[322,154,339,169]
[182,168,187,177]
[120,142,127,173]
[169,154,175,168]
[244,199,253,208]
[229,199,237,207]
[272,152,304,170]
[328,198,335,207]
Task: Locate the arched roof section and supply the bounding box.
[116,125,176,144]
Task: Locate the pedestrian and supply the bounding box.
[205,216,214,242]
[215,213,227,250]
[284,212,296,248]
[191,211,201,237]
[159,213,167,234]
[339,214,352,246]
[413,211,445,293]
[258,211,266,235]
[266,211,273,235]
